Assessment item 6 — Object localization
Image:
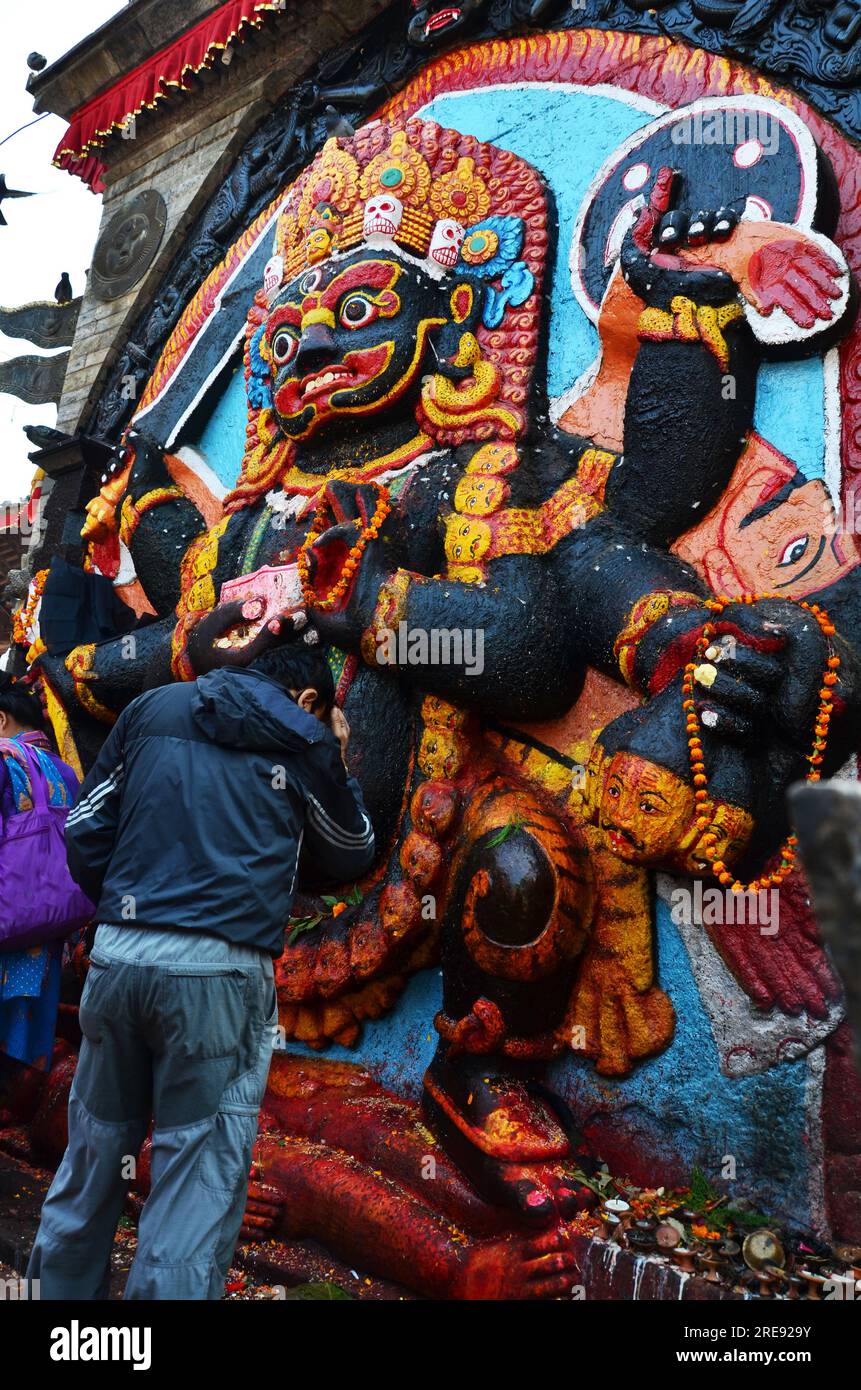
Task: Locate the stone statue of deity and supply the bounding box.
[20,106,861,1292]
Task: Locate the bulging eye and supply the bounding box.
[340,294,377,329]
[779,535,809,567]
[271,330,298,366]
[298,268,323,294]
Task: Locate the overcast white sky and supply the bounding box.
[0,1,127,505]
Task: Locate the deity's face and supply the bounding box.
[598,752,696,864]
[263,250,457,441]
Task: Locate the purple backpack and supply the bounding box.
[0,739,94,952]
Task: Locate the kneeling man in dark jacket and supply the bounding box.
[28,641,373,1300]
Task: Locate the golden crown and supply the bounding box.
[266,130,493,294]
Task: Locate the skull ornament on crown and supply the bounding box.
[429,218,465,268]
[363,193,404,239]
[263,254,284,303]
[265,122,539,292]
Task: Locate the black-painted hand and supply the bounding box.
[186,600,301,675]
[620,166,741,309]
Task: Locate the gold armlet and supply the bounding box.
[64,645,118,725]
[119,486,184,549]
[638,296,743,373]
[614,590,701,689]
[360,570,413,666]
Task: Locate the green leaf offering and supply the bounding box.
[287,912,323,946]
[283,1281,354,1300]
[485,818,524,849]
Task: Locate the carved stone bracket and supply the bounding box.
[0,299,81,350]
[0,353,69,406]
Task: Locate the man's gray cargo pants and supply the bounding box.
[27,923,277,1300]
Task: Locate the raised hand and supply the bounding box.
[620,165,740,309]
[300,480,391,651]
[619,166,851,343]
[186,599,300,675]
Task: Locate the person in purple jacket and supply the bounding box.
[0,673,81,1072]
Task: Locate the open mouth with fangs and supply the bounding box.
[299,366,354,402]
[425,7,462,33]
[275,341,392,420]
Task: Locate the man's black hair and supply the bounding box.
[0,672,46,732]
[250,642,335,713]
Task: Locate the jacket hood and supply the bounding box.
[191,668,326,753]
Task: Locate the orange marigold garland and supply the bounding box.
[12,569,49,647]
[682,593,839,895]
[297,482,391,612]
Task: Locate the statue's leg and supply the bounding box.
[245,1133,582,1299]
[423,780,597,1224]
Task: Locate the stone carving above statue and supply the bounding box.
[0,298,81,350]
[90,189,167,302]
[608,1,861,91]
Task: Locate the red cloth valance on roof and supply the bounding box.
[54,0,284,193]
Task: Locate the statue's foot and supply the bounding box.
[243,1132,583,1298]
[240,1171,286,1239]
[423,1048,596,1226]
[451,1224,581,1300]
[491,1158,598,1222]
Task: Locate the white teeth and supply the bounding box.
[304,371,345,393]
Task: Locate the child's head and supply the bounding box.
[591,680,755,871]
[599,750,696,864]
[597,749,753,870]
